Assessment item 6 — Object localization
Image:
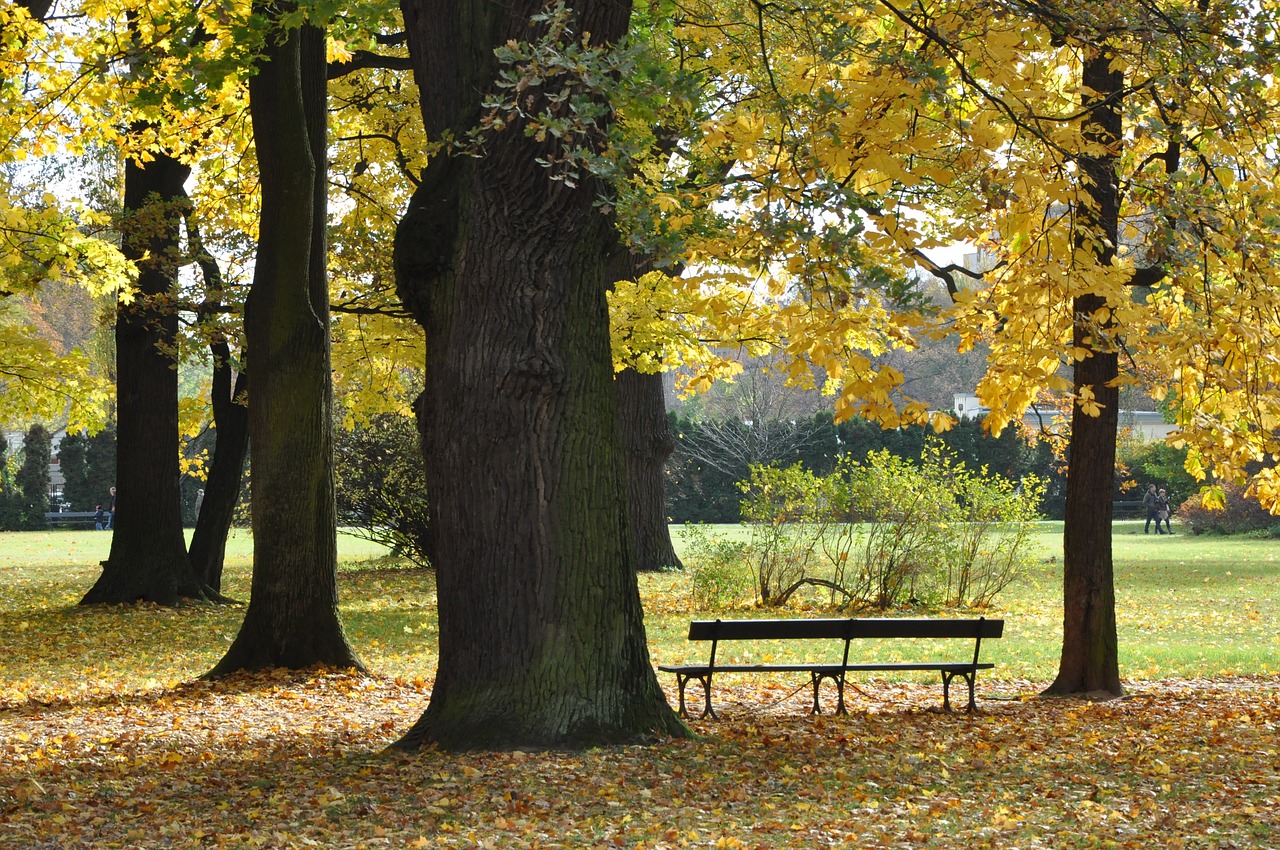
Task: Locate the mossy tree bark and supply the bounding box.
[393,0,686,749]
[81,152,209,606]
[1044,48,1124,698]
[208,16,360,674]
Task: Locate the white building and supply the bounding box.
[951,393,1175,442]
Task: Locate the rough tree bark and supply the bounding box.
[81,152,209,606]
[616,368,682,571]
[208,17,361,674]
[1043,47,1124,697]
[393,0,686,749]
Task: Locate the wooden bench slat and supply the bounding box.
[686,617,1003,641]
[660,664,854,674]
[659,662,996,674]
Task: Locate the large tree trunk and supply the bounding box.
[393,0,685,750]
[1044,48,1124,697]
[188,339,248,593]
[209,19,360,674]
[82,153,208,606]
[616,368,682,571]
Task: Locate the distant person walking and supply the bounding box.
[107,486,117,529]
[1155,488,1172,534]
[93,504,107,531]
[1143,483,1159,534]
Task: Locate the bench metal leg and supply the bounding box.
[675,673,717,719]
[940,670,978,712]
[809,671,848,715]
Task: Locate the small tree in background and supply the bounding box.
[58,431,91,510]
[85,428,117,512]
[1116,439,1195,510]
[16,425,51,529]
[334,413,432,567]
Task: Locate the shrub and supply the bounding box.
[738,463,826,606]
[830,450,953,607]
[334,413,432,566]
[726,442,1042,610]
[927,443,1045,607]
[678,524,754,609]
[1176,482,1277,536]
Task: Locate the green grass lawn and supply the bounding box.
[1,522,1277,698]
[3,524,1278,849]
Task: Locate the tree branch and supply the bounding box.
[328,50,414,80]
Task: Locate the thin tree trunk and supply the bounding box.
[185,209,248,595]
[188,340,248,593]
[616,368,682,571]
[1044,47,1124,697]
[82,153,208,606]
[393,0,685,749]
[209,18,360,674]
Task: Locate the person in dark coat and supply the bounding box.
[1143,483,1159,534]
[1155,488,1172,534]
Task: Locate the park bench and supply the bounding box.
[1112,501,1146,518]
[659,616,1003,719]
[43,511,100,529]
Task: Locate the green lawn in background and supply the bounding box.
[1,522,1277,700]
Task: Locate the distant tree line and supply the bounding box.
[665,411,1067,524]
[665,410,1221,527]
[57,428,118,514]
[0,409,1207,538]
[0,426,117,530]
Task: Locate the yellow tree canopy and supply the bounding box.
[1,0,419,434]
[609,0,1280,506]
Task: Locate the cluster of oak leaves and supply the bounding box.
[2,668,1278,849]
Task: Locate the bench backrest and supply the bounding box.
[687,617,1004,668]
[687,618,1003,641]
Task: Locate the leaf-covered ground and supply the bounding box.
[3,670,1278,849]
